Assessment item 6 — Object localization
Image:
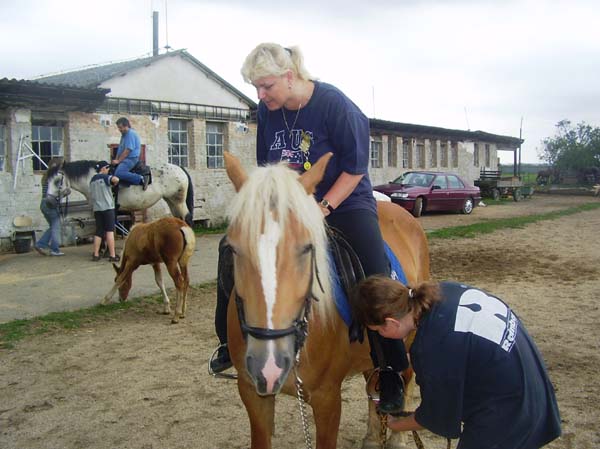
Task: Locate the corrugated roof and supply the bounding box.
[35,49,256,108]
[369,118,523,146]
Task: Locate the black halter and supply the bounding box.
[234,244,324,357]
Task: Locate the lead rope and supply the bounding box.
[293,364,313,449]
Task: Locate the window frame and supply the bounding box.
[168,118,189,168]
[0,123,6,172]
[402,140,410,169]
[31,122,64,171]
[485,143,491,167]
[451,142,458,168]
[387,135,397,168]
[206,121,225,169]
[370,135,383,169]
[473,143,480,167]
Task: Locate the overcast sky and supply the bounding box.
[2,0,599,164]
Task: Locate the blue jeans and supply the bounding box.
[114,159,143,186]
[38,201,61,252]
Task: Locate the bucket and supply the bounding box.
[14,237,32,254]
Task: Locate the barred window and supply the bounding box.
[451,142,458,167]
[473,143,480,166]
[416,140,425,168]
[485,144,491,167]
[0,124,6,171]
[370,135,383,168]
[429,141,437,167]
[168,119,189,167]
[31,123,64,170]
[206,122,225,169]
[387,135,397,167]
[402,140,410,168]
[440,141,448,167]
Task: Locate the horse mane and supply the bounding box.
[58,160,99,180]
[228,163,335,323]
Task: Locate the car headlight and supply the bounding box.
[390,192,409,198]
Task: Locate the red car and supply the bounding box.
[373,171,482,217]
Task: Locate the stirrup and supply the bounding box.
[208,344,237,380]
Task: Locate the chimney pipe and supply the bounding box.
[152,11,159,56]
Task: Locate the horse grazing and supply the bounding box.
[223,152,430,449]
[45,160,194,226]
[103,217,196,324]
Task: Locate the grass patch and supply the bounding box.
[194,223,228,235]
[0,281,217,349]
[428,202,600,239]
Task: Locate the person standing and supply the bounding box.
[211,43,406,415]
[34,158,68,257]
[90,161,120,262]
[111,117,148,190]
[352,276,562,449]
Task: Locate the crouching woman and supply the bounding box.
[352,276,561,449]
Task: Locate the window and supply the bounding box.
[370,135,382,168]
[0,124,6,171]
[433,175,448,189]
[402,140,410,168]
[451,142,458,167]
[206,122,225,169]
[429,140,437,167]
[31,123,64,170]
[473,143,480,166]
[387,135,397,167]
[416,140,425,168]
[440,141,448,167]
[168,119,189,167]
[485,144,491,167]
[447,174,465,189]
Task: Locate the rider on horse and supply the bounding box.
[112,117,149,190]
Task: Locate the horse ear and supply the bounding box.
[299,152,333,195]
[224,151,248,192]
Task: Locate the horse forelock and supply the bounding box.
[228,164,335,323]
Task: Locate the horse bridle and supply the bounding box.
[233,244,324,359]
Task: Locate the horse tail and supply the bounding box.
[182,167,194,227]
[178,225,196,266]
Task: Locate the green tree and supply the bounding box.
[540,120,600,171]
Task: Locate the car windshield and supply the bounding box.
[393,172,435,187]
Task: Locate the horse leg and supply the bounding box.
[311,386,343,449]
[152,263,171,315]
[164,260,184,324]
[180,264,189,317]
[238,377,276,449]
[102,268,133,305]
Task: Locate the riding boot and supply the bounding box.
[368,329,407,415]
[211,236,234,374]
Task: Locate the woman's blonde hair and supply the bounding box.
[352,276,441,327]
[241,43,312,83]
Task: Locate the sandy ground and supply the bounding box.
[1,194,599,449]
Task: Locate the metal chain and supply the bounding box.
[294,366,313,449]
[378,412,388,448]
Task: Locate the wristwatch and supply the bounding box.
[319,198,335,213]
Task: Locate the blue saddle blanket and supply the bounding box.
[332,242,407,327]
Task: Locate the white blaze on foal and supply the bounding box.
[257,213,283,392]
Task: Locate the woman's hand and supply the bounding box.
[386,413,423,432]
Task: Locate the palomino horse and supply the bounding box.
[224,152,430,449]
[103,217,196,324]
[45,160,194,226]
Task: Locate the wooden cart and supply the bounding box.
[475,170,526,201]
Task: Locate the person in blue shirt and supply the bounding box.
[352,276,562,449]
[210,42,406,415]
[111,117,148,190]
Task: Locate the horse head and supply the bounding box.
[225,152,335,395]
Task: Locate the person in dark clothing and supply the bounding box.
[211,42,407,414]
[352,276,562,449]
[89,161,120,262]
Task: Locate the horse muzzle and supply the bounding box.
[245,336,295,396]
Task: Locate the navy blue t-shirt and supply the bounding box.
[411,282,561,449]
[256,81,376,214]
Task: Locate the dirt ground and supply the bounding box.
[1,194,599,449]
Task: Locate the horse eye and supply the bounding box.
[300,244,313,255]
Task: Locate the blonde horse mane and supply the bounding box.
[228,163,335,324]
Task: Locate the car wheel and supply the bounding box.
[413,197,424,217]
[461,197,474,215]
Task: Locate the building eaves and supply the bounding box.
[369,118,524,146]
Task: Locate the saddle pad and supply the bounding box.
[332,241,407,328]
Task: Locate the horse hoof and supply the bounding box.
[170,319,179,324]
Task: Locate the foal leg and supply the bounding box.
[180,264,190,317]
[165,260,184,323]
[152,263,171,314]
